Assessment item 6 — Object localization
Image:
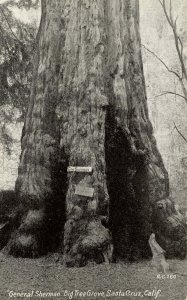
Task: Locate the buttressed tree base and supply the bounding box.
[7,0,186,267]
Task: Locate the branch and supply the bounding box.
[0,23,13,56]
[169,0,172,19]
[173,29,187,80]
[142,44,181,79]
[158,0,187,81]
[155,91,187,102]
[0,6,23,45]
[178,36,183,58]
[179,78,187,101]
[173,122,187,143]
[161,0,173,27]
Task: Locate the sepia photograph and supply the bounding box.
[0,0,186,299]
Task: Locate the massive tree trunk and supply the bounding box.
[8,0,186,265]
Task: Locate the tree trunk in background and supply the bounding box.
[8,0,186,265]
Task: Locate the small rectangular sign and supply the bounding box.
[75,185,94,198]
[67,166,92,173]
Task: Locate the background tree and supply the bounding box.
[143,0,187,142]
[5,0,186,266]
[0,0,38,154]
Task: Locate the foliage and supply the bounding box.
[0,0,40,10]
[0,3,37,116]
[0,1,38,153]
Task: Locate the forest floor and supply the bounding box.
[0,253,186,300]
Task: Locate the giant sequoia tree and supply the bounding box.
[7,0,186,266]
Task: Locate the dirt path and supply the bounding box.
[0,255,186,300]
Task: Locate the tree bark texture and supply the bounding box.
[8,0,186,265]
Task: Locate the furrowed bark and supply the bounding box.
[7,0,186,262]
[57,0,111,267]
[8,1,67,257]
[105,0,185,260]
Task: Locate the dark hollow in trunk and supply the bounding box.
[105,108,152,261]
[5,0,186,265]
